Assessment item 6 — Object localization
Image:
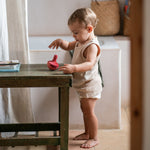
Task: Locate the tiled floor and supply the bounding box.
[2,108,130,150]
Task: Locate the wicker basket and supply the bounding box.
[91,0,120,35]
[123,15,131,36]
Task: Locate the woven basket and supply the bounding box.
[123,15,131,36]
[91,0,120,35]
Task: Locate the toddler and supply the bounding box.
[49,8,102,149]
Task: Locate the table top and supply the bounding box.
[0,64,72,88]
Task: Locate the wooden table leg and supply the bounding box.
[59,87,69,150]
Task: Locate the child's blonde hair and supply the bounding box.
[68,8,98,28]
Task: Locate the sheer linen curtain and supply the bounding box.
[0,0,10,125]
[0,0,34,138]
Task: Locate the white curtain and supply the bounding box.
[0,0,34,136]
[0,0,9,125]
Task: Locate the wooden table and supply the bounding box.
[0,64,72,150]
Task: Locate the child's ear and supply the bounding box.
[87,25,93,33]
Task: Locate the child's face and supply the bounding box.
[69,21,92,44]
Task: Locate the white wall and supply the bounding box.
[28,0,91,35]
[28,0,125,36]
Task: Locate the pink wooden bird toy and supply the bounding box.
[47,55,59,71]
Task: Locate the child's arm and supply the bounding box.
[59,44,100,73]
[48,39,76,51]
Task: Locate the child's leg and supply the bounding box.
[80,98,99,148]
[73,100,90,140]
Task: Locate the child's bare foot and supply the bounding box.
[80,139,99,149]
[73,133,89,140]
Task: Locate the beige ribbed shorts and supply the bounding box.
[73,78,102,100]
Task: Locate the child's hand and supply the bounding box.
[59,64,75,74]
[48,39,62,49]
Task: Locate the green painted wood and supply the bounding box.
[60,87,69,150]
[0,64,72,148]
[58,87,61,136]
[0,64,72,87]
[58,87,61,123]
[0,136,60,146]
[0,123,60,132]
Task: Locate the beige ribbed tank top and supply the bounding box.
[71,37,102,98]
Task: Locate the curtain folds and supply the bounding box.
[6,0,34,124]
[0,0,10,125]
[0,0,34,135]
